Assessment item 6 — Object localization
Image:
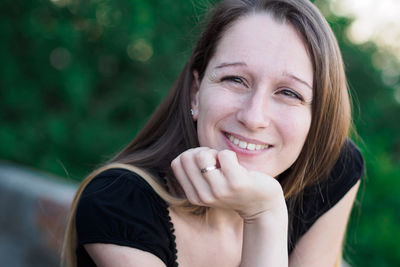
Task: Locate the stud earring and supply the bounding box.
[190,109,194,116]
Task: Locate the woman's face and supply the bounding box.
[191,13,313,177]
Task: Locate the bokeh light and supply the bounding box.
[127,39,153,62]
[49,47,71,70]
[330,0,400,59]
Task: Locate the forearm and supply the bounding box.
[240,202,289,267]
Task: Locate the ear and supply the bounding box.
[190,71,201,121]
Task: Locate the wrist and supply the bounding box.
[243,198,288,226]
[242,190,288,224]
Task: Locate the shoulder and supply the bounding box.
[80,168,159,199]
[77,168,168,223]
[303,139,364,199]
[76,168,168,232]
[329,139,364,185]
[308,139,364,206]
[288,140,364,252]
[76,168,176,266]
[319,139,364,205]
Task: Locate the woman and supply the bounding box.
[62,0,364,266]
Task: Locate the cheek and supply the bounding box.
[281,109,312,148]
[196,89,241,146]
[196,91,226,141]
[198,88,239,120]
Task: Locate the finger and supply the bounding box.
[180,149,215,204]
[217,150,245,186]
[194,149,228,199]
[171,156,200,204]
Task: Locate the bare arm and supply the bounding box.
[84,243,166,267]
[289,181,360,267]
[240,180,359,267]
[240,199,289,267]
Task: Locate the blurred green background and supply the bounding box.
[0,0,399,266]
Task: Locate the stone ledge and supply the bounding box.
[0,162,77,267]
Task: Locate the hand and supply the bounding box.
[171,147,286,221]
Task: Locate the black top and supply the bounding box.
[75,140,364,267]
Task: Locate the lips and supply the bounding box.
[224,132,270,151]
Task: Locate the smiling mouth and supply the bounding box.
[224,133,271,151]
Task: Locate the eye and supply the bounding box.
[221,76,248,87]
[278,89,304,101]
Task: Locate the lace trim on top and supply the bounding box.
[160,176,179,267]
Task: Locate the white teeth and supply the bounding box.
[226,133,268,151]
[247,143,256,150]
[239,141,247,148]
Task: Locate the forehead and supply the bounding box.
[209,13,313,85]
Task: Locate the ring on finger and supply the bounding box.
[200,165,217,174]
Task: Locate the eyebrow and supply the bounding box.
[214,61,247,69]
[283,72,313,90]
[214,62,313,90]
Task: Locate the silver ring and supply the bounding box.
[200,165,217,174]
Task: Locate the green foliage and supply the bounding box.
[323,10,400,267]
[1,0,399,266]
[0,0,202,178]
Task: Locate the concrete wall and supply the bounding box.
[0,162,77,267]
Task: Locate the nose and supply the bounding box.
[236,92,271,131]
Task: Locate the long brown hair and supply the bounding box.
[62,0,351,266]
